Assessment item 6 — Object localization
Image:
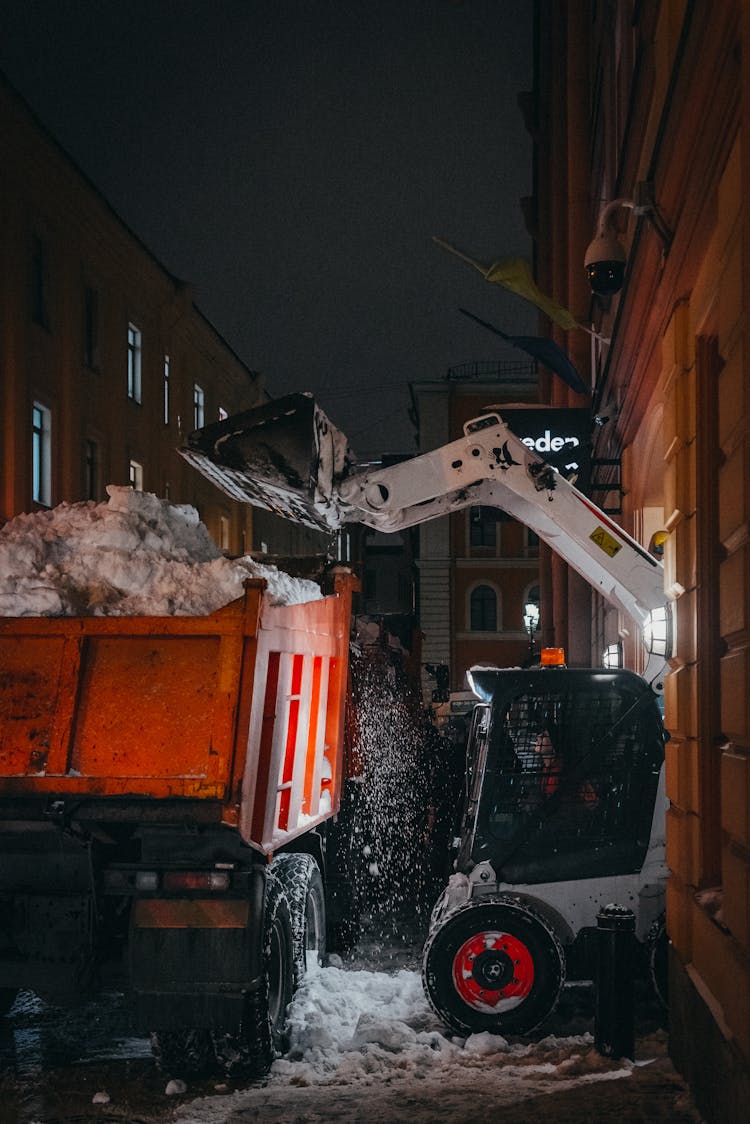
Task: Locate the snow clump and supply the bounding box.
[0,486,322,617]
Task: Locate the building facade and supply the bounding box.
[410,362,541,704]
[533,3,750,1119]
[0,75,325,561]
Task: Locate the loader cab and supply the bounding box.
[457,666,666,885]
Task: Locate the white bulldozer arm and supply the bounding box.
[181,395,671,686]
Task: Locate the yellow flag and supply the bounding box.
[483,258,579,331]
[433,237,580,332]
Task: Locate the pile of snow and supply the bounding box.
[176,962,683,1123]
[0,486,322,617]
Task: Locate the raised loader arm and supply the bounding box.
[181,396,671,687]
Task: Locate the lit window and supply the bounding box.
[193,383,205,429]
[218,406,228,421]
[336,530,351,562]
[470,585,497,631]
[32,401,52,506]
[127,323,142,402]
[129,460,144,491]
[219,516,230,552]
[163,355,170,424]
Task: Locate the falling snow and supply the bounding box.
[344,646,436,932]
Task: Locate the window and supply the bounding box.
[218,406,228,421]
[83,285,99,368]
[336,530,351,563]
[83,438,99,500]
[219,516,230,552]
[525,528,540,556]
[31,236,49,327]
[32,402,52,506]
[470,585,497,631]
[127,323,142,402]
[163,355,170,424]
[479,681,664,884]
[469,506,498,550]
[193,383,205,429]
[129,460,143,491]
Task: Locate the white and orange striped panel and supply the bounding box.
[238,586,350,853]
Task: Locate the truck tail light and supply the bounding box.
[162,871,231,892]
[135,871,160,891]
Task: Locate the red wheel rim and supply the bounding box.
[452,929,535,1012]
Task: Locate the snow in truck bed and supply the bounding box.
[0,485,322,617]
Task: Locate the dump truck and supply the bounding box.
[0,566,357,1075]
[182,393,672,1036]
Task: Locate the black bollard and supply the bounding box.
[595,903,636,1060]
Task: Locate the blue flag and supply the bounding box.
[459,308,590,396]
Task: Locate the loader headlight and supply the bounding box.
[643,605,673,659]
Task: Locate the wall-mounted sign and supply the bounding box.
[499,408,591,494]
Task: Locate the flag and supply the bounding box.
[434,237,580,332]
[458,308,590,396]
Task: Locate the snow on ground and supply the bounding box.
[0,486,322,616]
[174,960,682,1124]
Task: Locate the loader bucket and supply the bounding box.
[180,393,353,531]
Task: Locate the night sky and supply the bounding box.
[1,0,534,456]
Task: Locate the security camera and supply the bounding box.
[584,230,627,295]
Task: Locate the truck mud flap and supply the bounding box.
[180,392,352,531]
[129,873,266,1031]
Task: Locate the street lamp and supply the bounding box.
[523,601,540,661]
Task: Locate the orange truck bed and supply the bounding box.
[0,569,355,853]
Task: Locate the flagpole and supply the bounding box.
[432,236,488,275]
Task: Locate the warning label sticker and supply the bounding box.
[590,527,622,557]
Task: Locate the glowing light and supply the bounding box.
[643,605,673,658]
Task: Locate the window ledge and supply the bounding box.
[694,886,731,935]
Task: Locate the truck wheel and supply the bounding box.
[422,899,565,1037]
[214,871,295,1078]
[273,853,327,983]
[150,1028,215,1078]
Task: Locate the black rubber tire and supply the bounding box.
[273,853,327,983]
[422,898,565,1037]
[150,1028,215,1078]
[214,871,295,1078]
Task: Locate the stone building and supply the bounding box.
[532,4,750,1119]
[0,75,322,560]
[410,361,542,703]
